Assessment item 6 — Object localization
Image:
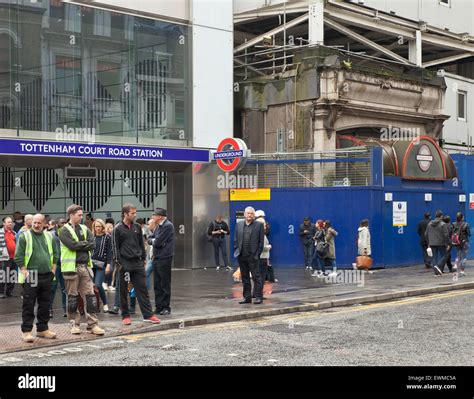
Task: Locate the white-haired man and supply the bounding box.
[233,206,265,304]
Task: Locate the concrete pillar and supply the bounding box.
[409,30,422,67]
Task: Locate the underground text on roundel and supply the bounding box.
[18,373,56,393]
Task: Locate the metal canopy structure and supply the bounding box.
[234,0,474,77]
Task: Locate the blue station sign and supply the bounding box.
[0,138,211,163]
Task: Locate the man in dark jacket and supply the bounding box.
[417,212,431,268]
[207,215,230,271]
[112,203,160,325]
[150,207,176,315]
[425,210,449,276]
[234,206,264,304]
[299,217,315,270]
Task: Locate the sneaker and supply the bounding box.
[108,286,116,292]
[433,266,442,276]
[70,326,81,334]
[460,271,466,277]
[102,283,108,291]
[216,266,220,271]
[122,316,132,325]
[36,330,57,339]
[159,309,171,315]
[452,265,458,273]
[103,304,109,313]
[89,325,105,335]
[311,271,323,278]
[226,266,233,271]
[108,306,119,315]
[22,332,34,343]
[143,315,161,324]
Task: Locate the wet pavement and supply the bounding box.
[0,264,473,354]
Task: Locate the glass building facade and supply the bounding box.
[0,0,191,146]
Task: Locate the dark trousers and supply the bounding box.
[0,259,17,296]
[303,242,313,267]
[153,256,173,312]
[119,262,153,319]
[212,237,229,267]
[253,258,268,297]
[21,273,52,333]
[50,263,66,312]
[421,244,432,267]
[238,255,262,300]
[440,247,453,272]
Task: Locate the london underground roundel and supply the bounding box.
[214,138,248,172]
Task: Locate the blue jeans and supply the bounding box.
[105,260,114,286]
[431,246,446,270]
[212,237,229,267]
[50,264,66,312]
[146,259,154,290]
[312,254,326,273]
[93,266,107,305]
[303,242,314,267]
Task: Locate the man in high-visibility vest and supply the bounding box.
[15,214,59,343]
[59,204,104,336]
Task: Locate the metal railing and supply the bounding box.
[237,147,372,188]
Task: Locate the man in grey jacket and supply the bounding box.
[425,210,450,276]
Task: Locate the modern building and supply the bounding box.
[0,0,234,268]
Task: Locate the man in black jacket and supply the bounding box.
[299,217,315,270]
[150,208,176,315]
[234,206,264,304]
[207,215,231,271]
[417,212,432,268]
[112,203,160,325]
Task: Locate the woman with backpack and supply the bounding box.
[453,212,471,277]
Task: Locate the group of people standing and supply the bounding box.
[0,203,177,343]
[418,210,470,276]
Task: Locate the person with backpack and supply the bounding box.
[311,220,328,277]
[425,210,450,276]
[299,217,315,270]
[452,212,471,277]
[207,215,231,271]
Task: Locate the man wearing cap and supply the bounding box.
[150,208,176,316]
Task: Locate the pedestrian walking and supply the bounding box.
[417,212,432,268]
[112,204,160,325]
[311,220,327,277]
[150,208,176,315]
[15,214,59,343]
[233,206,264,305]
[49,218,67,318]
[59,204,105,335]
[441,215,454,273]
[324,220,339,277]
[452,212,471,277]
[425,210,450,276]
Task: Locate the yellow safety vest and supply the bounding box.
[60,223,93,273]
[19,230,54,284]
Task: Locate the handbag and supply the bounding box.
[356,255,373,270]
[92,259,105,270]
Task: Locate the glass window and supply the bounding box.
[458,91,467,121]
[0,1,191,146]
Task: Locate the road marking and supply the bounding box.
[284,289,474,322]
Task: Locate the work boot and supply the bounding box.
[36,330,57,339]
[22,332,34,343]
[89,325,105,336]
[70,325,81,334]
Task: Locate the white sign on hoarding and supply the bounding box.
[393,201,407,226]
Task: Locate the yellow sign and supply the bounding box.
[230,188,271,201]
